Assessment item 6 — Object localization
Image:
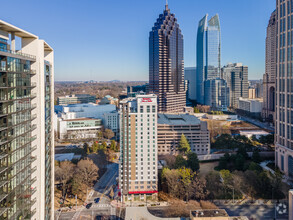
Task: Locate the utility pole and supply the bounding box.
[232,188,234,204]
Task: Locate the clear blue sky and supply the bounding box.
[2,0,275,81]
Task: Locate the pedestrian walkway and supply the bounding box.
[125,207,179,220]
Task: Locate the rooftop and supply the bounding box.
[158,114,201,126]
[63,118,101,122]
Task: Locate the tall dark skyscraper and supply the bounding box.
[196,14,221,104]
[149,2,186,113]
[262,10,276,122]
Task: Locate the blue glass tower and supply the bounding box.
[196,14,221,104]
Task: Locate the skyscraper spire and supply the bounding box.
[165,0,168,10]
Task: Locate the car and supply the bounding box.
[94,198,100,203]
[86,203,92,209]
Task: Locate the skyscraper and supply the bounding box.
[275,0,293,178]
[204,78,230,111]
[262,10,277,122]
[149,2,186,113]
[119,95,158,201]
[222,63,249,108]
[0,20,54,219]
[196,14,221,104]
[184,67,196,102]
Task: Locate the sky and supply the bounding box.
[2,0,275,81]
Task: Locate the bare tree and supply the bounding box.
[55,161,75,198]
[104,129,114,140]
[75,158,99,187]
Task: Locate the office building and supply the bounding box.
[237,98,263,119]
[262,10,277,122]
[222,63,249,108]
[248,88,256,99]
[103,111,119,134]
[57,118,102,139]
[184,67,196,102]
[57,94,96,105]
[0,20,54,219]
[196,14,221,104]
[55,103,116,120]
[149,3,186,113]
[289,189,293,220]
[275,0,293,178]
[157,114,210,155]
[204,78,229,111]
[119,95,158,201]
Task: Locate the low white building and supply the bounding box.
[103,111,119,133]
[238,98,263,113]
[55,103,116,120]
[239,130,270,139]
[57,118,102,139]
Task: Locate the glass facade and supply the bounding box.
[149,4,186,113]
[196,14,221,104]
[0,53,36,219]
[44,62,52,220]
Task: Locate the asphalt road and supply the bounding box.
[58,162,119,220]
[218,204,288,219]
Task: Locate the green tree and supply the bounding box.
[234,154,246,171]
[100,142,108,151]
[194,107,200,113]
[186,152,200,172]
[248,162,262,173]
[110,140,117,151]
[92,142,99,153]
[174,155,187,169]
[252,149,261,163]
[178,134,190,153]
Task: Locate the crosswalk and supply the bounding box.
[92,204,111,208]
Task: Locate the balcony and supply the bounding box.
[0,193,8,203]
[0,152,7,160]
[0,180,8,188]
[0,208,8,217]
[0,94,37,103]
[0,66,36,75]
[0,48,36,60]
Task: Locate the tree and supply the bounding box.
[100,142,108,151]
[178,134,190,153]
[75,158,99,187]
[252,149,261,163]
[205,171,222,199]
[162,168,181,198]
[109,188,114,200]
[92,142,99,153]
[110,140,118,152]
[104,129,114,140]
[270,170,284,200]
[187,152,200,172]
[174,155,187,169]
[55,161,75,198]
[83,143,90,153]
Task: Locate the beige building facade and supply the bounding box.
[157,114,210,155]
[119,95,158,201]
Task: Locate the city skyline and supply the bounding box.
[1,0,275,81]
